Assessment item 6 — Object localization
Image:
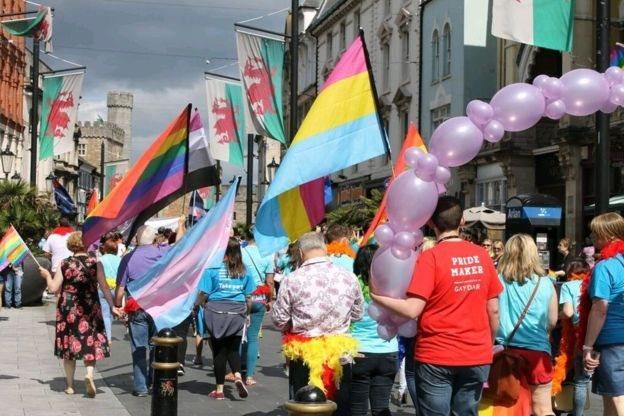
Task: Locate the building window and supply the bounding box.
[77,143,86,156]
[476,178,507,212]
[326,32,333,60]
[442,23,451,77]
[401,111,409,140]
[339,21,346,51]
[382,44,390,91]
[353,9,360,39]
[432,29,440,83]
[431,104,450,132]
[401,30,410,81]
[384,0,391,16]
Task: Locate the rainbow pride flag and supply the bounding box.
[611,43,624,68]
[83,105,219,246]
[254,32,388,255]
[127,178,239,330]
[0,225,30,271]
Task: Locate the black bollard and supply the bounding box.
[284,385,337,416]
[151,328,183,416]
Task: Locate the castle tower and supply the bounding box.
[106,91,133,160]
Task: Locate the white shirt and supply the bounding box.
[43,233,72,272]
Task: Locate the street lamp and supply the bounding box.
[267,157,279,184]
[0,147,15,179]
[10,172,21,183]
[45,172,56,193]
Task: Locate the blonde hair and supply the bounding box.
[421,237,436,252]
[66,232,85,253]
[492,240,504,251]
[590,212,624,242]
[497,234,545,284]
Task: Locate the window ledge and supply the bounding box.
[441,74,452,81]
[431,79,440,85]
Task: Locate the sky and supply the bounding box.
[38,0,289,178]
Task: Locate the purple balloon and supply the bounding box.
[605,66,624,85]
[429,117,484,167]
[601,99,619,114]
[390,314,409,326]
[533,74,549,90]
[370,246,418,298]
[385,170,439,231]
[368,302,386,321]
[466,100,494,126]
[391,245,412,260]
[483,120,505,143]
[560,68,610,116]
[545,99,566,120]
[542,77,563,100]
[394,231,417,250]
[609,83,624,106]
[404,147,425,169]
[398,320,418,337]
[434,166,451,184]
[374,224,395,246]
[416,153,439,182]
[377,324,398,341]
[412,229,425,245]
[490,83,546,132]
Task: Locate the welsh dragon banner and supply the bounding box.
[1,6,53,52]
[236,31,286,144]
[39,72,84,160]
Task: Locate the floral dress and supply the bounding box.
[55,254,110,361]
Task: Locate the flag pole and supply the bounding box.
[28,250,42,269]
[596,0,611,214]
[30,37,40,187]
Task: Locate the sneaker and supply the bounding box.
[192,357,203,367]
[177,365,185,377]
[208,390,225,400]
[234,378,248,399]
[132,391,149,397]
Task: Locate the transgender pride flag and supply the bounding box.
[127,178,239,330]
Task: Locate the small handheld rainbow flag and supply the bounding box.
[0,225,30,271]
[610,43,624,68]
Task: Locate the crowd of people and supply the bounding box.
[4,195,624,416]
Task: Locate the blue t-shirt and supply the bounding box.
[198,263,256,302]
[329,255,354,272]
[496,274,555,355]
[242,245,274,286]
[589,254,624,346]
[350,300,398,353]
[559,280,582,325]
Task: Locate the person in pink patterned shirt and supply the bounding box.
[272,231,364,403]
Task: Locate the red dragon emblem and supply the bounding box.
[108,173,123,194]
[34,18,50,41]
[45,92,74,139]
[243,57,276,116]
[211,98,238,144]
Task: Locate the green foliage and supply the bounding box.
[233,222,249,238]
[326,189,384,230]
[0,181,59,249]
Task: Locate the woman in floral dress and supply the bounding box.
[39,232,122,397]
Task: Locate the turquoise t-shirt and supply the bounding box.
[198,263,256,302]
[559,280,582,325]
[330,254,354,272]
[242,245,274,286]
[496,274,555,355]
[100,253,121,289]
[350,300,399,353]
[589,254,624,346]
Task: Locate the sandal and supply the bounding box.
[245,378,257,386]
[224,373,236,382]
[234,377,248,398]
[64,387,74,395]
[208,390,225,400]
[85,376,96,398]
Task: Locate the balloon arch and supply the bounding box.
[369,66,623,340]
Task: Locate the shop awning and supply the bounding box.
[463,205,506,230]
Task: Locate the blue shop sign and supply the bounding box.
[523,207,562,220]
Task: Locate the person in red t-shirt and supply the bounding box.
[372,196,502,416]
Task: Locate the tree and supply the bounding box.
[326,189,384,230]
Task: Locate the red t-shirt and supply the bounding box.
[406,240,502,366]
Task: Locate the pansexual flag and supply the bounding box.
[254,32,388,255]
[611,44,624,68]
[0,225,30,272]
[128,178,239,330]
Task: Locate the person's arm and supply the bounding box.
[548,289,559,330]
[561,302,574,320]
[584,300,609,353]
[584,263,611,370]
[175,215,186,242]
[371,295,426,319]
[114,285,125,308]
[95,262,122,318]
[194,291,207,307]
[487,297,500,342]
[39,266,63,293]
[271,279,291,331]
[351,278,365,322]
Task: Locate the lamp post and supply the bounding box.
[0,147,15,180]
[267,157,279,184]
[45,172,56,193]
[10,172,21,183]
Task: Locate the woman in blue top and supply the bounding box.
[584,212,624,416]
[197,237,256,400]
[496,234,558,416]
[96,232,121,343]
[348,244,398,416]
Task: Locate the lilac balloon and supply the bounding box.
[490,83,546,132]
[394,231,417,250]
[412,229,425,245]
[545,99,567,120]
[483,120,505,143]
[429,117,484,167]
[374,224,395,246]
[391,246,412,260]
[368,302,387,321]
[377,324,398,341]
[605,66,624,85]
[466,100,494,126]
[609,83,624,106]
[404,147,425,169]
[560,68,610,116]
[434,166,451,184]
[385,170,439,231]
[542,77,563,100]
[416,153,439,182]
[390,314,409,326]
[533,74,549,90]
[398,320,418,337]
[600,99,619,114]
[370,246,418,298]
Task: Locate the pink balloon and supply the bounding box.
[545,99,566,120]
[605,66,624,85]
[416,153,439,182]
[542,77,563,100]
[434,166,451,184]
[560,68,610,116]
[370,246,418,298]
[490,83,546,132]
[367,302,386,321]
[398,320,418,337]
[394,231,417,250]
[466,100,494,126]
[391,245,412,260]
[377,324,398,341]
[609,83,624,106]
[374,224,395,246]
[385,170,439,231]
[601,99,619,114]
[404,147,425,169]
[412,229,425,245]
[533,74,549,89]
[483,120,505,143]
[390,314,409,326]
[429,117,484,167]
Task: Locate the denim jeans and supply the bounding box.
[98,289,114,341]
[128,309,155,393]
[4,269,22,307]
[241,302,265,377]
[415,361,490,416]
[404,337,418,408]
[349,352,397,416]
[573,353,591,416]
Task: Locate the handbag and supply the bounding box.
[487,276,542,406]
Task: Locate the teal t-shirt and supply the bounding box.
[496,274,555,355]
[559,280,582,325]
[242,245,274,286]
[589,254,624,346]
[350,300,399,353]
[199,263,256,302]
[329,254,354,272]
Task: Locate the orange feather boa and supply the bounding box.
[326,241,356,259]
